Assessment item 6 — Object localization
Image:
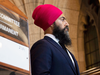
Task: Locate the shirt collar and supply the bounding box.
[45,34,59,44]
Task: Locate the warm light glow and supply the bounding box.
[0,42,2,48]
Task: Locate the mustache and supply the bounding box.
[64,26,69,31]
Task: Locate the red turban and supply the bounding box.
[32,4,63,31]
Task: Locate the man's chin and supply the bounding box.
[65,28,68,31]
[64,30,69,35]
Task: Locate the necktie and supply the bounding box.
[59,42,76,68]
[59,42,67,52]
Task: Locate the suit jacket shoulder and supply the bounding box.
[30,36,80,75]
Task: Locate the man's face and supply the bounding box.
[52,14,71,46]
[54,14,69,32]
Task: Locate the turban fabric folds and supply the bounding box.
[32,4,62,31]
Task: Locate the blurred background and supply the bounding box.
[0,0,100,75]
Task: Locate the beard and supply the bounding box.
[52,23,72,46]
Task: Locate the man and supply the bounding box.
[30,4,80,75]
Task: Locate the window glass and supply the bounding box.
[95,38,99,50]
[85,43,90,54]
[96,50,100,62]
[84,31,89,42]
[90,40,95,52]
[91,52,97,64]
[84,25,100,70]
[86,54,91,66]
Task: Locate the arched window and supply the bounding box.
[84,18,100,70]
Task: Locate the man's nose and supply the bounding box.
[64,20,69,27]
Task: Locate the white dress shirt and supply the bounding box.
[45,34,75,68]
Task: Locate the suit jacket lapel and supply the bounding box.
[68,51,80,75]
[44,36,77,75]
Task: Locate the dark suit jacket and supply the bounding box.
[30,36,80,75]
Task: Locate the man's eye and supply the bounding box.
[61,18,64,21]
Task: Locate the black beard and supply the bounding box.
[52,23,72,46]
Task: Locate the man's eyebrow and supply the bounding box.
[60,16,66,20]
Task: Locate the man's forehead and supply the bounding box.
[59,14,66,18]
